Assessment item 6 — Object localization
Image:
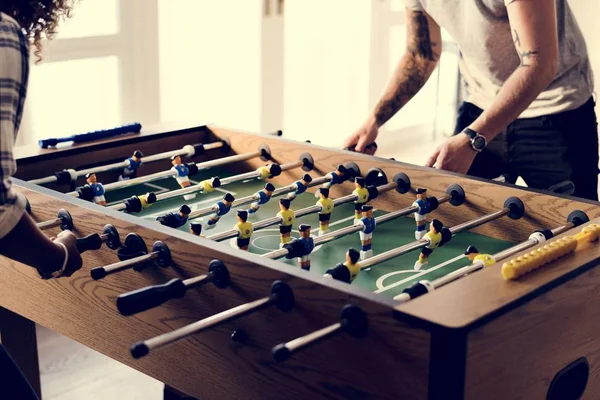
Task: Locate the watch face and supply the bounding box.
[473,136,486,150]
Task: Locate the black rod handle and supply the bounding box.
[76,233,103,253]
[117,278,195,316]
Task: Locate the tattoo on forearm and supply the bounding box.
[519,50,540,67]
[375,58,428,126]
[374,12,438,126]
[512,29,540,67]
[408,12,437,61]
[513,30,521,47]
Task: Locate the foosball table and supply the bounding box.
[3,122,600,399]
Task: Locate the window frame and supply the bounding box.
[16,0,161,146]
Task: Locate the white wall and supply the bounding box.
[283,0,373,146]
[282,1,459,154]
[158,0,263,131]
[569,0,600,115]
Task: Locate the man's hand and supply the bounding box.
[50,230,83,277]
[425,134,477,174]
[344,117,379,155]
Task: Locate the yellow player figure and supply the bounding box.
[123,192,157,213]
[234,210,253,251]
[316,187,334,235]
[171,155,195,201]
[352,176,369,220]
[464,245,496,267]
[323,248,361,284]
[138,192,157,209]
[277,198,295,247]
[189,222,204,238]
[414,219,444,270]
[86,173,106,206]
[198,177,220,193]
[256,163,281,180]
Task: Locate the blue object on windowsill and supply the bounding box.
[38,122,142,149]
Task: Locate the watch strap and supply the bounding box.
[462,128,478,139]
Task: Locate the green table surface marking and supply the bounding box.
[104,168,514,299]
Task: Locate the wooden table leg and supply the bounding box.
[0,307,42,399]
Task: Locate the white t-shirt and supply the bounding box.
[404,0,594,118]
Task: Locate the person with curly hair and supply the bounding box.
[0,2,81,399]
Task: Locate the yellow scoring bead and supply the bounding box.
[574,224,600,245]
[199,179,215,193]
[502,232,582,281]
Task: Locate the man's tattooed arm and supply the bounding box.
[513,29,540,67]
[373,10,441,127]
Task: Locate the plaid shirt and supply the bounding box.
[0,12,28,238]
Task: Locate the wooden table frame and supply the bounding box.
[2,122,600,399]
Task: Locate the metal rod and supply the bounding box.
[29,174,73,185]
[207,192,360,242]
[193,150,261,172]
[359,241,429,270]
[361,205,513,271]
[109,202,127,211]
[393,221,578,304]
[100,252,158,276]
[218,160,302,187]
[431,221,576,290]
[189,176,331,220]
[68,170,175,195]
[280,323,342,354]
[264,206,416,260]
[264,193,453,261]
[448,208,509,235]
[141,296,274,353]
[68,150,262,195]
[183,274,212,289]
[550,222,576,238]
[36,218,62,230]
[76,160,131,178]
[29,142,216,185]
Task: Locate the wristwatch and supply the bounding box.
[462,128,487,152]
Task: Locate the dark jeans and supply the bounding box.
[0,345,39,400]
[454,97,599,201]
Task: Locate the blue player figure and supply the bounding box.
[85,173,106,206]
[413,188,433,240]
[296,224,315,270]
[284,224,315,271]
[156,205,191,229]
[354,205,376,260]
[322,164,347,189]
[287,174,313,201]
[171,155,196,201]
[119,150,143,181]
[248,183,275,215]
[205,193,235,230]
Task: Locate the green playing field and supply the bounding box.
[103,168,515,300]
